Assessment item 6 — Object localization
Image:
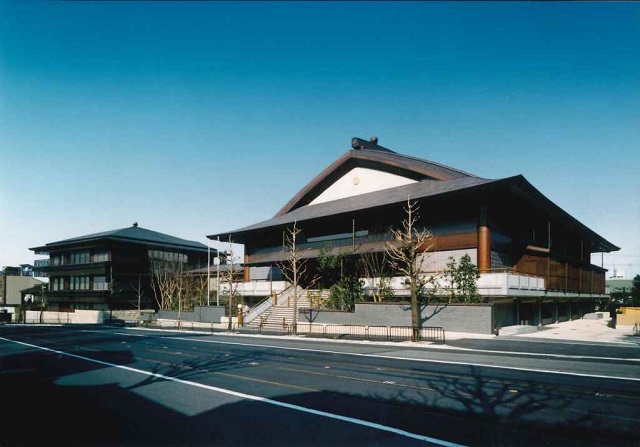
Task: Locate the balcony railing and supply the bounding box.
[230,281,288,296]
[251,233,393,256]
[34,259,50,268]
[476,271,545,296]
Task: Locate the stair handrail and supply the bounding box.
[275,284,303,307]
[302,288,331,310]
[243,283,293,324]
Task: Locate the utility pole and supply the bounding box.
[216,236,220,306]
[207,241,211,306]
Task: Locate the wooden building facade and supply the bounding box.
[209,137,617,300]
[31,224,212,311]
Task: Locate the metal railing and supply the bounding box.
[249,320,294,335]
[240,322,445,344]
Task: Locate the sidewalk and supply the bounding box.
[512,317,638,344]
[445,317,639,344]
[147,315,640,346]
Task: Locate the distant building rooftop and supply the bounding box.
[30,224,209,254]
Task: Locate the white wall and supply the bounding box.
[23,310,104,324]
[309,167,416,205]
[5,276,44,305]
[418,248,478,273]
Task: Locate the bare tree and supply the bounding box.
[220,238,240,331]
[39,283,47,324]
[385,199,435,342]
[278,221,318,334]
[131,274,146,310]
[360,249,394,303]
[149,258,182,310]
[175,260,186,325]
[186,272,209,309]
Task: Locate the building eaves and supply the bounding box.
[30,226,209,253]
[509,176,620,253]
[209,174,620,254]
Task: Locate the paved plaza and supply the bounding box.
[446,315,639,345]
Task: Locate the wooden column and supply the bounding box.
[478,205,491,273]
[546,221,551,289]
[243,255,250,282]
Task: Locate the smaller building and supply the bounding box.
[0,266,44,320]
[30,224,214,311]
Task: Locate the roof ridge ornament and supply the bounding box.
[351,136,395,153]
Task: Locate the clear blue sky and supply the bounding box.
[1,2,638,278]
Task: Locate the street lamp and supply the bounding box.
[237,303,243,327]
[216,236,220,306]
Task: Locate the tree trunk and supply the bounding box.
[292,230,298,335]
[411,275,419,342]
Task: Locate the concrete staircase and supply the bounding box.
[246,289,329,329]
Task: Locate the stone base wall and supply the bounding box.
[301,302,495,334]
[158,306,226,323]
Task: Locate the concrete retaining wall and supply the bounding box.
[158,306,226,323]
[301,302,495,334]
[24,310,104,324]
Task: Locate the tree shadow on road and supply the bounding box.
[373,365,633,447]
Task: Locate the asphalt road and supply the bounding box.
[1,325,639,447]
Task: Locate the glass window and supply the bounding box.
[92,251,109,262]
[70,251,90,265]
[70,275,90,290]
[148,250,188,263]
[92,276,108,291]
[52,277,65,291]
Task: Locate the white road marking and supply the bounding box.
[0,336,463,447]
[101,327,640,361]
[427,344,640,362]
[79,328,640,382]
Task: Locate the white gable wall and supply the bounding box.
[309,167,417,206]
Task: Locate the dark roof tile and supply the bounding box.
[31,226,208,252]
[212,176,495,236]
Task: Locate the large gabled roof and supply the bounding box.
[209,174,619,253]
[207,138,619,254]
[211,175,493,238]
[30,225,209,254]
[274,144,479,217]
